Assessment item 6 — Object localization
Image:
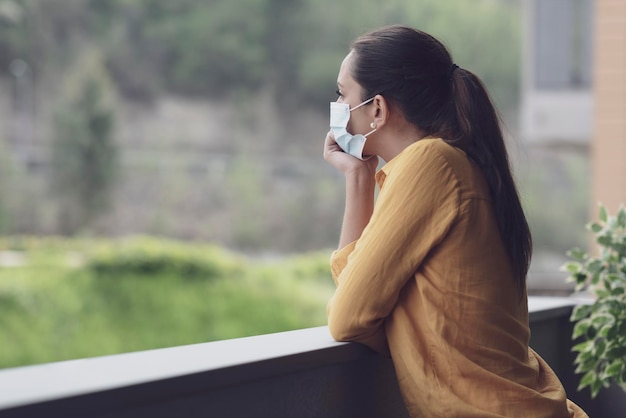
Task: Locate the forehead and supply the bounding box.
[337,51,357,88]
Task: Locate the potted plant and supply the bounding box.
[562,205,626,398]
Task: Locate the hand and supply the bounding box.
[323,130,378,176]
[324,130,377,249]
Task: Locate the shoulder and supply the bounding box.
[407,137,466,164]
[380,138,466,181]
[377,138,463,203]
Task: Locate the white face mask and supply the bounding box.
[329,97,376,160]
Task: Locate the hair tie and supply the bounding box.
[447,64,459,80]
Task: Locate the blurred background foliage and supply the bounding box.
[0,0,589,367]
[0,236,333,368]
[0,0,528,247]
[0,0,522,109]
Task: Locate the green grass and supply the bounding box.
[0,236,334,369]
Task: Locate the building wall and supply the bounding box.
[592,0,626,214]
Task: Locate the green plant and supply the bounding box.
[86,236,244,280]
[562,205,626,398]
[0,236,334,368]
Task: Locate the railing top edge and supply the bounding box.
[0,296,587,411]
[528,295,593,322]
[0,326,361,410]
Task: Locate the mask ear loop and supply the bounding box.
[352,97,377,137]
[349,96,375,112]
[364,127,377,137]
[351,97,377,138]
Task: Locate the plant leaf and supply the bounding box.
[589,222,603,233]
[591,377,603,398]
[618,207,626,228]
[573,319,592,339]
[571,305,593,321]
[562,261,582,274]
[599,323,615,338]
[603,360,624,378]
[572,340,594,353]
[599,206,608,223]
[575,272,588,287]
[567,248,587,261]
[587,259,604,274]
[575,354,596,374]
[598,234,614,247]
[595,339,606,357]
[591,313,613,328]
[605,345,626,358]
[578,370,595,390]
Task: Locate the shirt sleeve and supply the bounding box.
[327,143,461,354]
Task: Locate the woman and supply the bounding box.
[324,25,587,418]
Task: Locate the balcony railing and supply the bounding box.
[0,296,623,417]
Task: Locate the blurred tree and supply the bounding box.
[50,51,119,235]
[263,0,308,108]
[1,0,521,109]
[138,0,267,97]
[100,1,165,102]
[0,0,26,70]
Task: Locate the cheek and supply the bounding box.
[347,114,365,134]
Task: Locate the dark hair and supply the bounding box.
[350,25,532,296]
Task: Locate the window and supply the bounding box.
[533,0,593,90]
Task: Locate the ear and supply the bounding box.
[370,94,390,129]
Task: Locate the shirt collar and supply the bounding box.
[375,139,427,188]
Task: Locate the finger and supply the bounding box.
[324,131,341,156]
[324,130,335,146]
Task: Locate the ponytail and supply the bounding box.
[447,68,532,296]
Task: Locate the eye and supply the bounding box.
[335,89,343,98]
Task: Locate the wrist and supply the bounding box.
[344,164,375,181]
[339,169,375,248]
[345,169,375,190]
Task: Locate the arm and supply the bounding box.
[338,169,376,249]
[323,130,378,251]
[327,143,460,353]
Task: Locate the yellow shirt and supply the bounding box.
[328,138,587,417]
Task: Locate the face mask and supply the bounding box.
[329,97,376,160]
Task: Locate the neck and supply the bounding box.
[374,124,426,162]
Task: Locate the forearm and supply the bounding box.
[338,169,376,249]
[327,294,390,355]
